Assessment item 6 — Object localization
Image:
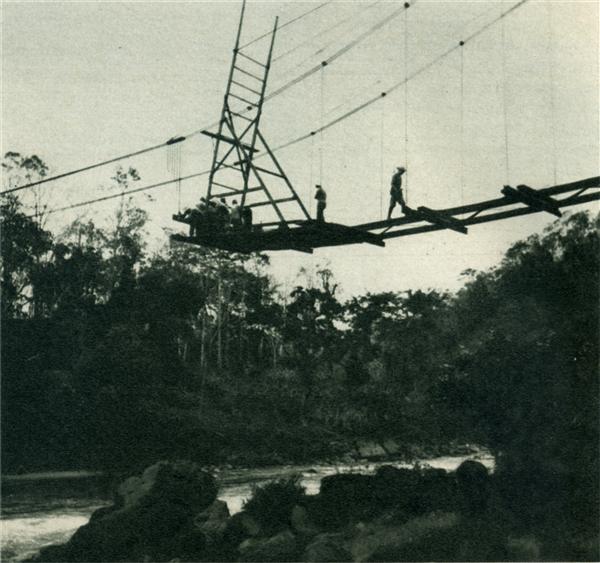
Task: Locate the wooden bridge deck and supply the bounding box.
[170,219,385,254]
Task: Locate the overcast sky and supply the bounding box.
[3,0,598,297]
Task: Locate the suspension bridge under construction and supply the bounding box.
[4,0,599,254]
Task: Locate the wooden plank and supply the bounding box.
[234,65,263,82]
[253,165,285,178]
[502,184,562,217]
[232,79,262,97]
[201,130,259,153]
[247,197,296,208]
[210,187,263,199]
[355,176,599,231]
[381,190,600,241]
[416,206,468,234]
[237,50,267,68]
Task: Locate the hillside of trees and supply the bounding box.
[2,153,598,536]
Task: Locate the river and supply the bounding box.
[1,453,493,562]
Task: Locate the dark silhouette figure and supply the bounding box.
[387,166,407,220]
[315,184,327,223]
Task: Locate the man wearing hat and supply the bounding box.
[315,184,327,223]
[387,166,407,220]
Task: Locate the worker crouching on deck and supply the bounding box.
[315,184,327,223]
[387,166,407,220]
[182,197,208,237]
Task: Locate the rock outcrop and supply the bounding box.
[32,460,217,562]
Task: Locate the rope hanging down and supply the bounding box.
[24,0,529,218]
[265,1,415,102]
[546,1,558,185]
[500,16,511,184]
[1,137,186,196]
[4,2,409,197]
[403,4,409,206]
[459,41,465,204]
[271,0,529,155]
[283,1,383,70]
[274,1,381,64]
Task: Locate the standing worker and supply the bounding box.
[216,197,231,229]
[230,200,242,228]
[315,184,327,223]
[387,166,407,220]
[242,206,253,231]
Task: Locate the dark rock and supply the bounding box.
[238,529,299,562]
[222,511,261,546]
[372,465,419,510]
[32,460,217,562]
[416,467,457,514]
[315,473,378,527]
[303,533,351,562]
[194,500,230,546]
[455,460,490,514]
[355,440,387,460]
[351,511,461,562]
[290,504,320,537]
[506,535,541,561]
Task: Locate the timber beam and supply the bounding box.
[414,206,468,234]
[502,184,562,217]
[201,130,259,153]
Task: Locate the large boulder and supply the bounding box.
[351,511,461,562]
[455,460,490,514]
[290,505,321,537]
[222,511,261,546]
[314,473,378,527]
[194,499,230,545]
[32,460,217,562]
[303,533,352,562]
[238,529,299,562]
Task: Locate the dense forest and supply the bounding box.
[2,153,598,535]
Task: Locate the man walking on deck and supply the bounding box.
[315,184,327,223]
[387,166,407,220]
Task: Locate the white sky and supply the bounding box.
[3,0,599,297]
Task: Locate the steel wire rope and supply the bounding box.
[403,5,409,205]
[500,15,511,184]
[6,2,411,196]
[25,0,529,218]
[459,41,465,204]
[264,2,415,103]
[546,2,558,185]
[270,0,529,155]
[238,2,332,50]
[27,169,212,219]
[278,1,383,69]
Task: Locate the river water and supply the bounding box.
[1,454,493,562]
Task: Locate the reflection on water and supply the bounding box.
[1,453,493,562]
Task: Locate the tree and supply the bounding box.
[1,194,53,317]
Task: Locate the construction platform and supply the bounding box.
[171,215,385,254]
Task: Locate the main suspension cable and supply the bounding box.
[5,2,411,197]
[265,1,414,103]
[238,2,331,50]
[28,169,211,219]
[23,0,529,217]
[271,0,529,155]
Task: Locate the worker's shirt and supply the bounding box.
[390,172,403,194]
[315,189,327,203]
[231,206,242,222]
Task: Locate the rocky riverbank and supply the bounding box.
[28,457,597,562]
